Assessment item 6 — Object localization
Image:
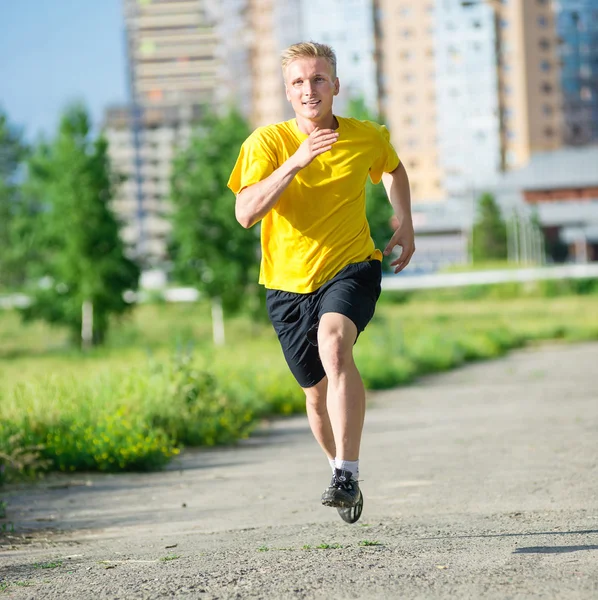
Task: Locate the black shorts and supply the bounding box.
[266,260,382,388]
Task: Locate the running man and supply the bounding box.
[228,42,415,518]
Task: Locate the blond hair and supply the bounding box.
[281,42,337,79]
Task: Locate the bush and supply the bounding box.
[2,294,598,480]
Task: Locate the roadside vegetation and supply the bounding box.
[1,281,597,483]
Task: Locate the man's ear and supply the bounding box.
[334,78,340,96]
[285,84,291,102]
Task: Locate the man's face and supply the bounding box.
[284,57,339,120]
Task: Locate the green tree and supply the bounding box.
[471,192,508,263]
[169,109,259,343]
[346,98,394,270]
[23,104,139,346]
[0,110,32,290]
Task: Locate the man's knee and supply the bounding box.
[318,314,357,373]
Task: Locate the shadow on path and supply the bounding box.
[419,529,598,541]
[514,545,598,554]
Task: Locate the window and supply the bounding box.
[538,37,550,50]
[581,87,593,100]
[541,60,551,72]
[538,15,548,27]
[541,82,553,94]
[543,104,553,115]
[545,126,555,137]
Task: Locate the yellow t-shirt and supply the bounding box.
[227,117,400,293]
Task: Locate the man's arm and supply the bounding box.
[235,128,339,228]
[381,162,416,273]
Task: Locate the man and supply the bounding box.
[228,42,414,521]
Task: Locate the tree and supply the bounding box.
[346,98,394,270]
[471,192,508,263]
[22,104,140,346]
[169,109,259,344]
[0,110,32,290]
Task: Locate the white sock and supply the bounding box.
[328,457,336,473]
[335,458,359,480]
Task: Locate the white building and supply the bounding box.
[434,0,502,199]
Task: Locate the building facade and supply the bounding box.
[108,0,251,265]
[554,0,598,145]
[374,0,445,202]
[375,0,568,206]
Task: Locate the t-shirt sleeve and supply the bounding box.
[368,123,400,185]
[227,129,277,194]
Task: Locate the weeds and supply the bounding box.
[33,561,62,570]
[1,295,597,479]
[358,540,381,547]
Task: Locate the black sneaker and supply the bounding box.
[321,468,360,508]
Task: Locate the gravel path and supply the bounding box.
[1,342,597,599]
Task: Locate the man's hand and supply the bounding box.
[291,128,339,169]
[383,220,415,274]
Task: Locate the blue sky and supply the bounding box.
[0,1,127,140]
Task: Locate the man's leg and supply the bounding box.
[317,312,365,463]
[303,377,336,461]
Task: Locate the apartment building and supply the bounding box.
[554,0,598,144]
[375,0,566,205]
[375,1,444,202]
[105,105,196,261]
[106,0,250,265]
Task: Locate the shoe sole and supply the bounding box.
[321,489,361,509]
[337,492,364,524]
[321,497,356,508]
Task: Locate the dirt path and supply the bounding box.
[1,343,597,599]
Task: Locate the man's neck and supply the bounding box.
[295,113,338,135]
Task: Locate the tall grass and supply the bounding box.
[1,292,597,480]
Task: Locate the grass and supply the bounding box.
[160,554,181,562]
[315,542,343,550]
[358,540,381,547]
[33,561,62,570]
[1,290,597,479]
